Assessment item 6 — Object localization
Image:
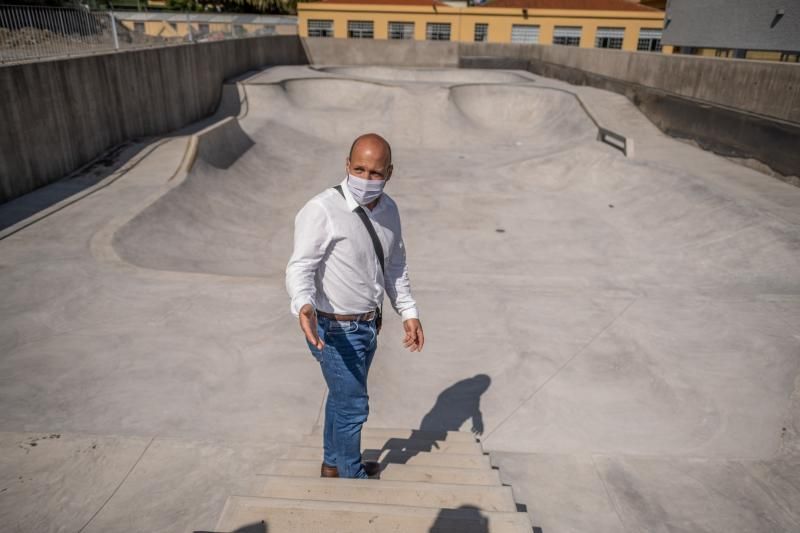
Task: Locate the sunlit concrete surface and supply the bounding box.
[1,66,799,532]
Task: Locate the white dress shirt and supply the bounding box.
[286,177,419,321]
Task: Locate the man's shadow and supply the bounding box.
[363,374,491,467]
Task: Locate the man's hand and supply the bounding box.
[299,304,324,350]
[402,318,425,352]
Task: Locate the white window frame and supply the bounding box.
[474,23,488,42]
[347,20,374,39]
[426,22,451,41]
[308,19,334,38]
[637,28,662,52]
[553,26,581,46]
[511,24,539,44]
[388,21,414,40]
[595,27,624,49]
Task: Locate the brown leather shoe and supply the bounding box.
[363,461,380,477]
[321,463,339,478]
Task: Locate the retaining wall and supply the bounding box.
[458,42,800,124]
[457,42,800,176]
[301,38,799,177]
[0,35,308,203]
[2,36,798,203]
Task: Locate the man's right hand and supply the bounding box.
[299,304,324,350]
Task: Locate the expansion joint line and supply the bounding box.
[590,454,633,533]
[483,297,639,442]
[76,435,156,533]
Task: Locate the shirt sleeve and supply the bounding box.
[285,200,332,317]
[384,219,419,321]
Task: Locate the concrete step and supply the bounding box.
[255,475,517,512]
[268,459,503,486]
[312,426,478,444]
[286,446,491,469]
[299,434,484,454]
[216,496,532,533]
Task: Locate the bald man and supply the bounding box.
[286,133,424,479]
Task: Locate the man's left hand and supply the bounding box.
[403,319,425,352]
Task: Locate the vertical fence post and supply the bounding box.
[109,11,119,50]
[186,11,193,43]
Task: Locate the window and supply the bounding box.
[595,27,624,49]
[133,22,144,33]
[637,28,662,52]
[348,20,374,39]
[388,21,414,40]
[198,23,209,34]
[233,24,246,36]
[474,23,488,42]
[308,19,334,38]
[553,26,581,46]
[511,24,539,44]
[780,52,800,62]
[426,23,451,41]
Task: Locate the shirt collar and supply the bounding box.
[339,177,361,212]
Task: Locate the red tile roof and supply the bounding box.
[319,0,448,6]
[477,0,660,10]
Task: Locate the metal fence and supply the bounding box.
[0,5,294,65]
[0,4,126,64]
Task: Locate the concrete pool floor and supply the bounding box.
[1,66,799,532]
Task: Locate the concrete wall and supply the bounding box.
[457,42,800,176]
[458,42,800,124]
[663,0,800,52]
[3,36,798,203]
[302,38,799,176]
[302,38,459,68]
[0,35,307,203]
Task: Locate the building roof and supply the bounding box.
[319,0,448,6]
[477,0,660,11]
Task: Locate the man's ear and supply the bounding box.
[345,157,350,174]
[386,164,393,180]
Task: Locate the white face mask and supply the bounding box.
[347,174,386,206]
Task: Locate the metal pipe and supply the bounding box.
[110,11,119,50]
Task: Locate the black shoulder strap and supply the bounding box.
[334,185,385,274]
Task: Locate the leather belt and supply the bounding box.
[317,310,376,322]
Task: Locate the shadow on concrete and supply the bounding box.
[428,505,489,533]
[369,374,491,469]
[194,519,266,533]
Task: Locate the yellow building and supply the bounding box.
[298,0,666,53]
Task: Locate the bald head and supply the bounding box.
[349,134,392,167]
[346,133,393,183]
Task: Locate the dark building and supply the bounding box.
[663,0,800,61]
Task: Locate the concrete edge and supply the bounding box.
[0,80,250,242]
[525,57,800,177]
[88,82,269,286]
[459,58,633,158]
[215,495,532,531]
[0,138,171,242]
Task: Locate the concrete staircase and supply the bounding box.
[211,427,532,532]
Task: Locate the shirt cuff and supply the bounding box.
[290,294,315,317]
[400,308,419,321]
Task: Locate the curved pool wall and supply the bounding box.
[2,36,798,205]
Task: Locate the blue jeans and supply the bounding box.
[307,314,378,479]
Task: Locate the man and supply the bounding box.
[286,133,424,479]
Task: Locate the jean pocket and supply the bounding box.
[306,339,324,362]
[325,320,358,335]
